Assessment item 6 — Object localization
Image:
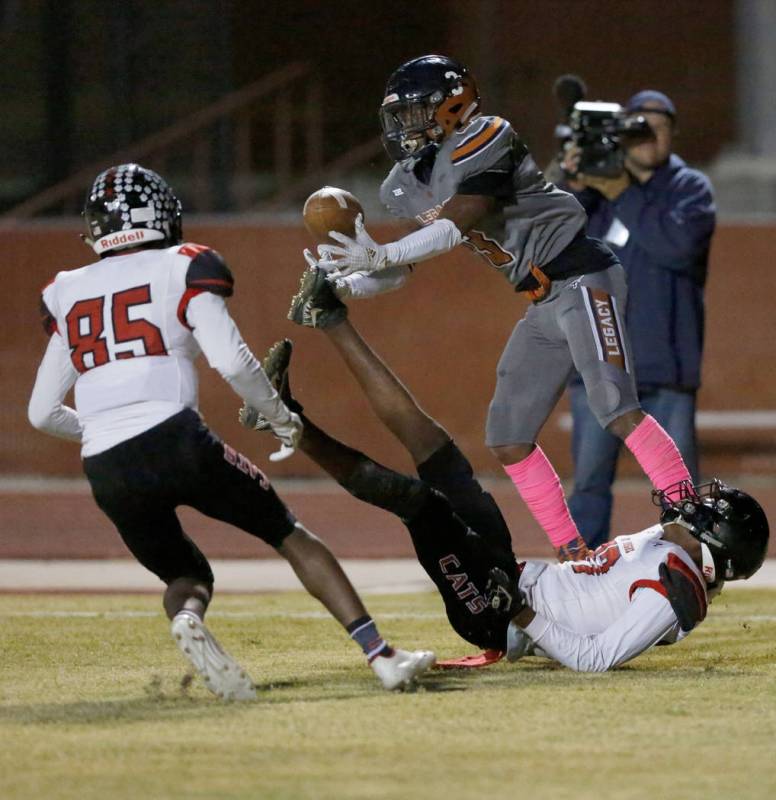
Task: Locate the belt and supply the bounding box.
[519,263,553,301]
[515,233,616,302]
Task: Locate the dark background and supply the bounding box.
[0,0,735,213]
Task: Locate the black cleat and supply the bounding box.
[287,265,347,329]
[262,338,302,414]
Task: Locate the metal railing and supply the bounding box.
[1,62,378,223]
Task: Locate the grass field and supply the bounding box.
[2,590,776,800]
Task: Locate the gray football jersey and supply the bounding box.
[379,115,586,287]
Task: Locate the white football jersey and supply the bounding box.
[32,242,286,457]
[518,526,707,671]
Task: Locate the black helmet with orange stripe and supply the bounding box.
[379,55,480,162]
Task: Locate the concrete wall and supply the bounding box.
[2,219,775,478]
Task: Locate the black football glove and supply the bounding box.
[486,567,524,617]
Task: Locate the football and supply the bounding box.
[302,186,363,243]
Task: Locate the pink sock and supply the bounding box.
[504,446,580,548]
[624,415,691,500]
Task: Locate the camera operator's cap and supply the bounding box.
[626,90,676,119]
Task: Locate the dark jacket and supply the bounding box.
[573,154,716,389]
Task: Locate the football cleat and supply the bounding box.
[370,647,436,691]
[434,649,504,669]
[263,338,298,408]
[171,611,257,701]
[287,265,347,329]
[238,338,302,432]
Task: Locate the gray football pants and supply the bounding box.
[486,264,640,447]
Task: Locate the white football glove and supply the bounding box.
[239,405,302,462]
[302,247,331,272]
[317,214,389,277]
[268,411,303,461]
[330,264,412,299]
[304,244,408,300]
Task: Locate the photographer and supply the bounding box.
[561,91,716,548]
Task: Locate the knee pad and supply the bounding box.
[587,379,623,421]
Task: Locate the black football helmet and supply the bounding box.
[655,480,769,581]
[83,163,182,256]
[379,54,480,162]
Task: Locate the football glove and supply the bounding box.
[303,247,325,271]
[330,264,412,299]
[486,567,524,617]
[317,214,388,277]
[238,406,302,463]
[267,412,303,462]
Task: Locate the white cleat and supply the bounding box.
[370,648,436,691]
[171,611,257,701]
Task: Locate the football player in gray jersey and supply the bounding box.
[319,54,694,562]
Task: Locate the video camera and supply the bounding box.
[553,75,654,178]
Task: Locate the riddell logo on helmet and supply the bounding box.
[92,226,164,254]
[99,230,146,247]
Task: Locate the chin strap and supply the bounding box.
[700,542,717,584]
[664,514,718,586]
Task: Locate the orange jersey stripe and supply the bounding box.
[451,117,506,163]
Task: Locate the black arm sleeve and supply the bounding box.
[185,248,234,297]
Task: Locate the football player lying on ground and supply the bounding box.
[27,163,435,699]
[240,262,769,673]
[316,54,699,564]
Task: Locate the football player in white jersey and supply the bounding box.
[314,55,699,568]
[28,164,435,698]
[241,273,769,672]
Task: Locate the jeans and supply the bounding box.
[567,383,699,548]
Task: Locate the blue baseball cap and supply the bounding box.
[626,90,676,119]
